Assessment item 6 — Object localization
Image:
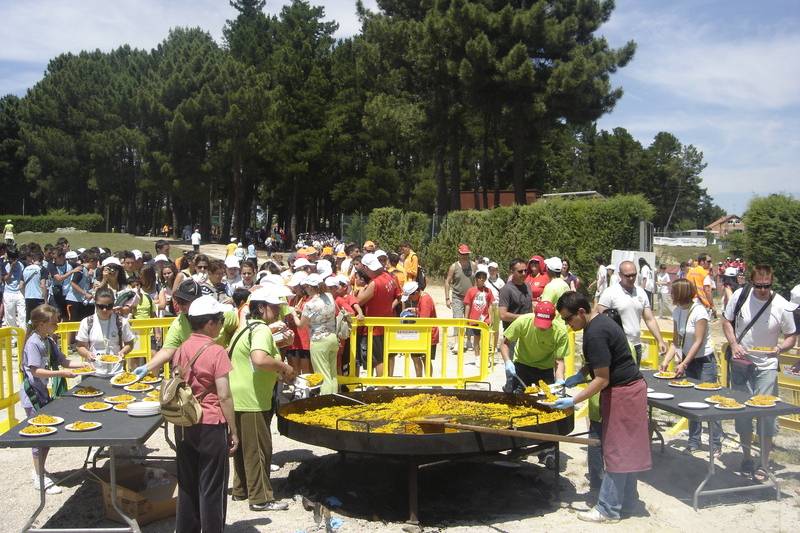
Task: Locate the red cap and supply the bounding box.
[529,255,543,264]
[458,244,471,255]
[533,300,555,329]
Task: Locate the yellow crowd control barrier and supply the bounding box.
[342,317,490,388]
[0,327,25,434]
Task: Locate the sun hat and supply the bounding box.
[401,281,419,302]
[322,246,334,256]
[336,250,346,258]
[457,244,471,254]
[544,257,562,273]
[533,301,556,329]
[249,287,286,305]
[363,240,376,250]
[188,295,230,316]
[174,279,203,302]
[302,273,324,287]
[224,256,240,269]
[362,253,382,272]
[287,271,308,287]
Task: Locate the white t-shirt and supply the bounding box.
[724,288,796,370]
[656,271,671,294]
[598,282,650,345]
[486,276,505,301]
[76,313,136,354]
[191,231,201,245]
[673,304,712,358]
[596,265,607,294]
[639,264,654,292]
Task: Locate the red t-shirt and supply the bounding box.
[416,292,439,345]
[526,273,550,300]
[363,271,401,335]
[335,294,359,314]
[173,332,232,425]
[463,286,494,323]
[288,297,310,350]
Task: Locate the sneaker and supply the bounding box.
[270,463,280,472]
[32,474,62,494]
[249,501,289,511]
[577,508,619,524]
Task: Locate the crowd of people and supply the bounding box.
[5,232,800,528]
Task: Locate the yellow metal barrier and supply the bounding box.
[0,327,25,434]
[342,317,490,388]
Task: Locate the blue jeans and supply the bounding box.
[596,471,639,519]
[732,364,778,438]
[588,420,604,488]
[685,355,722,449]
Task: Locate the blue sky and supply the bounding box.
[1,0,797,215]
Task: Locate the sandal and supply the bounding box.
[753,467,769,483]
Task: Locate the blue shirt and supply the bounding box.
[23,264,46,299]
[4,261,23,294]
[21,333,69,410]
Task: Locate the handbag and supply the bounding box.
[160,340,214,427]
[725,287,774,385]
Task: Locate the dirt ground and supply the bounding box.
[3,251,800,531]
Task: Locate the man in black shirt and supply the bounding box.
[499,258,533,392]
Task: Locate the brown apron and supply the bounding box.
[600,378,652,473]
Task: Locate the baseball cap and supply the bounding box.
[375,249,388,259]
[488,261,499,269]
[249,286,286,305]
[476,264,489,276]
[224,256,240,269]
[259,273,285,286]
[153,254,169,263]
[363,240,376,249]
[791,284,800,305]
[131,249,142,260]
[324,276,340,288]
[174,279,203,302]
[101,256,121,267]
[188,295,229,316]
[293,258,312,269]
[322,246,334,256]
[362,253,382,272]
[457,244,471,255]
[287,271,308,287]
[230,237,237,242]
[724,267,738,277]
[65,251,79,260]
[533,301,556,329]
[77,248,86,253]
[544,257,562,273]
[335,274,349,285]
[401,281,419,302]
[336,250,346,258]
[316,259,333,278]
[607,264,616,271]
[302,273,324,287]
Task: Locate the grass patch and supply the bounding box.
[16,232,182,259]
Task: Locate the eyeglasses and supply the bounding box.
[96,303,113,310]
[752,283,772,289]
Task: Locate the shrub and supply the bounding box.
[0,214,104,233]
[365,208,431,254]
[743,194,800,295]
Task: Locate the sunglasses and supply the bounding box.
[96,303,114,310]
[515,269,528,274]
[752,283,772,289]
[621,273,637,279]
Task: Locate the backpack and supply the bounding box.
[336,307,352,341]
[160,340,215,427]
[416,264,427,291]
[86,314,124,345]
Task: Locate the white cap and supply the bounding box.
[98,248,105,254]
[544,257,562,272]
[287,271,308,287]
[476,264,489,275]
[259,273,285,287]
[607,264,616,271]
[188,295,230,316]
[324,276,340,288]
[153,254,169,263]
[335,274,349,285]
[230,237,237,242]
[375,249,388,259]
[302,273,324,287]
[334,243,345,254]
[77,248,86,253]
[280,269,293,280]
[224,256,240,269]
[293,258,312,269]
[316,259,333,278]
[724,267,738,277]
[65,251,79,259]
[488,261,498,269]
[790,284,800,305]
[401,281,419,302]
[249,286,286,305]
[102,256,122,267]
[362,253,382,272]
[131,249,142,260]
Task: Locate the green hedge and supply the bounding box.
[743,194,800,295]
[1,214,104,233]
[366,195,654,284]
[365,208,431,255]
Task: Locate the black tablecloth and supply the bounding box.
[643,370,800,422]
[0,376,163,449]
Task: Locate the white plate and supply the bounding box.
[113,403,130,412]
[71,367,96,377]
[694,384,722,391]
[647,388,654,393]
[110,372,142,387]
[715,403,745,410]
[744,401,776,409]
[653,373,677,379]
[127,411,161,417]
[79,402,113,412]
[124,384,154,393]
[65,421,103,432]
[704,396,732,404]
[104,395,137,404]
[72,389,104,398]
[140,376,163,385]
[668,382,694,388]
[19,426,57,437]
[678,401,709,409]
[648,392,674,400]
[28,415,64,426]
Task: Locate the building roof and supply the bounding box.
[705,214,740,230]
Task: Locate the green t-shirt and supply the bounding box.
[541,277,570,305]
[163,309,239,350]
[504,313,569,369]
[228,319,280,412]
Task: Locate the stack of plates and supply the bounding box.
[127,402,161,417]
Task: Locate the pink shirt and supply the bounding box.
[173,332,232,425]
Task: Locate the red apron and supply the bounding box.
[600,378,652,473]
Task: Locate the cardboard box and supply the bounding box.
[95,464,178,526]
